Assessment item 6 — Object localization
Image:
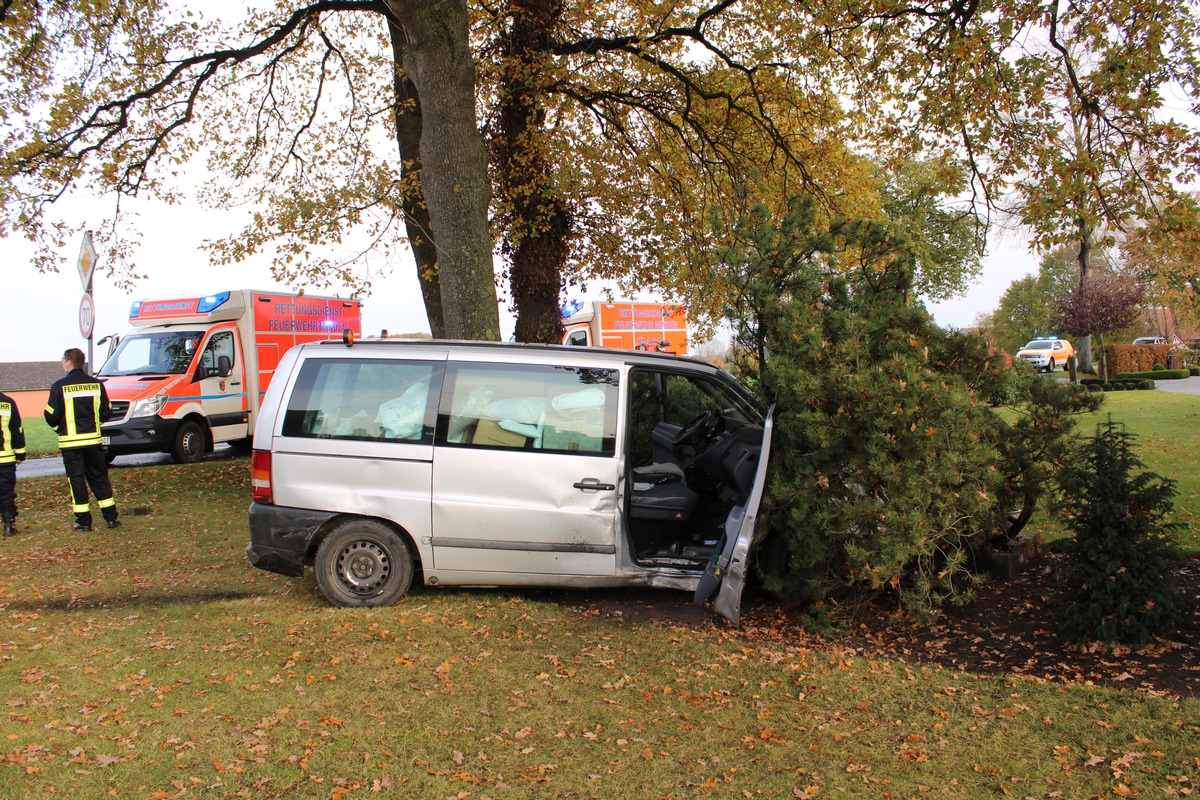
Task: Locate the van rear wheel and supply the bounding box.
[315,519,414,607]
[170,420,205,464]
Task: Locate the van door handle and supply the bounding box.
[229,381,241,386]
[573,479,616,491]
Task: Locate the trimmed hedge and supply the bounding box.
[1115,368,1190,381]
[1103,343,1174,374]
[1080,378,1157,392]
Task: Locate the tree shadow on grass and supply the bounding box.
[740,555,1200,700]
[4,588,265,613]
[501,561,1200,700]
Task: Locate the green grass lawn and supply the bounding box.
[19,415,58,456]
[1031,389,1200,553]
[2,394,1198,798]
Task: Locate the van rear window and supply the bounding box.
[281,358,441,443]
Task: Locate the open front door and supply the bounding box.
[694,406,774,626]
[196,326,248,443]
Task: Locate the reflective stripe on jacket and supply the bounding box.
[44,369,111,449]
[0,394,25,464]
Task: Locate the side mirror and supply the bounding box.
[96,334,119,362]
[217,355,233,378]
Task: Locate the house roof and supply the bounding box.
[0,361,65,392]
[1143,306,1200,342]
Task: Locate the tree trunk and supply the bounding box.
[386,0,500,341]
[387,20,445,339]
[491,0,570,344]
[1075,222,1094,373]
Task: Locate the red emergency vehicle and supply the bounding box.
[98,290,362,462]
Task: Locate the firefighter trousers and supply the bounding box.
[60,447,117,526]
[0,463,14,517]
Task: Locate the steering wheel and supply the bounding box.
[672,410,715,447]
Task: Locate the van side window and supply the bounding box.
[439,363,618,455]
[281,358,440,443]
[198,330,236,379]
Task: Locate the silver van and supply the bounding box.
[246,339,773,625]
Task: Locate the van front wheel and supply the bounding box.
[315,520,414,607]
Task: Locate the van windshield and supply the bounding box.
[99,331,203,376]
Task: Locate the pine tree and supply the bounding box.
[727,198,1005,616]
[1054,418,1188,644]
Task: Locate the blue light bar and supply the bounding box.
[197,291,231,314]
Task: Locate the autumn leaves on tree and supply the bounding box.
[5,1,1199,340]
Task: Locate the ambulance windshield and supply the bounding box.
[99,331,202,376]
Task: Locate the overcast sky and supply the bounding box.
[0,194,446,365]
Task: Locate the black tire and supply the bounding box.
[170,420,206,464]
[314,519,414,607]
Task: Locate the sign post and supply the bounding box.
[76,231,99,369]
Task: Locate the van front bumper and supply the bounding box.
[101,416,179,455]
[247,502,338,577]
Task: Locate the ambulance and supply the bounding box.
[561,301,688,354]
[98,290,362,463]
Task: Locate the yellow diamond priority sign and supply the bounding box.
[77,230,98,291]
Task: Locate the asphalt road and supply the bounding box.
[16,444,245,479]
[1155,374,1200,395]
[1048,372,1200,394]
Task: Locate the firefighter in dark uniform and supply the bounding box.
[44,348,120,531]
[0,368,26,536]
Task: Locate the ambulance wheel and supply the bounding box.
[315,519,414,608]
[171,420,205,464]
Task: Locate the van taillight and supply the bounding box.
[251,450,273,503]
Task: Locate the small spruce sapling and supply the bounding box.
[1053,418,1189,644]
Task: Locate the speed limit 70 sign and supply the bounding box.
[79,292,95,339]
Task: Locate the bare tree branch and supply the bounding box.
[13,1,389,200]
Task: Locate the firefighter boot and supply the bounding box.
[1,512,15,537]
